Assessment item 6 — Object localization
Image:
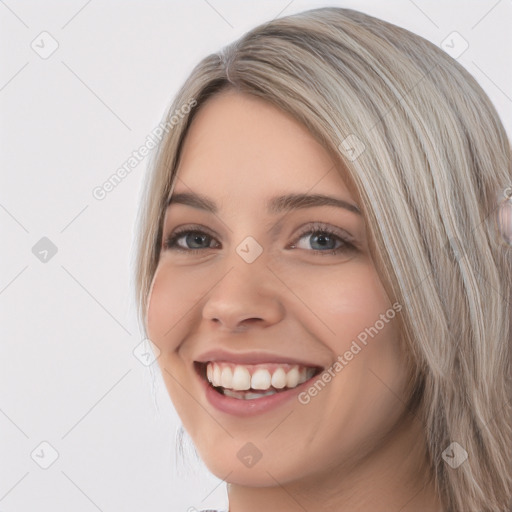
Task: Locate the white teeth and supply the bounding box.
[223,389,277,400]
[286,367,300,388]
[298,367,312,385]
[232,365,251,390]
[245,391,274,400]
[221,366,233,388]
[304,367,316,382]
[271,367,287,389]
[212,364,221,387]
[205,362,318,394]
[251,368,271,390]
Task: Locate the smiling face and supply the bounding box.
[146,90,422,492]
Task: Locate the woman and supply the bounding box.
[134,7,512,511]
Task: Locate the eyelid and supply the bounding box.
[290,222,356,245]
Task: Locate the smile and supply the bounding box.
[196,361,323,401]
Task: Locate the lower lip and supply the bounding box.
[199,372,316,417]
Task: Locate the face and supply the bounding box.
[146,90,413,488]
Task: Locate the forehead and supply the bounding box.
[173,90,353,200]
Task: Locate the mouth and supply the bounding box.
[194,360,324,401]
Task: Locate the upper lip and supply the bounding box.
[194,349,325,368]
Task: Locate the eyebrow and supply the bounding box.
[167,192,361,215]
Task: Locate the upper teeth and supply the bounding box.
[206,362,316,391]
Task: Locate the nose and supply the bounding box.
[201,253,285,332]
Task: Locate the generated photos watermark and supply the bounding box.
[92,98,197,201]
[298,302,402,405]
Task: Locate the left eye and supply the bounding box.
[290,228,353,254]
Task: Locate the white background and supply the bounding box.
[1,1,511,511]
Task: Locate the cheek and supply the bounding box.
[146,263,201,351]
[145,264,207,426]
[288,260,394,347]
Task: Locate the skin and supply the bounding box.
[146,90,444,512]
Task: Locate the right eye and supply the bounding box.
[163,228,220,253]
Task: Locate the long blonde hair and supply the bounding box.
[133,7,512,511]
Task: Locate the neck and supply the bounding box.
[226,415,444,512]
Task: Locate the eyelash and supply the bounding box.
[162,222,356,256]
